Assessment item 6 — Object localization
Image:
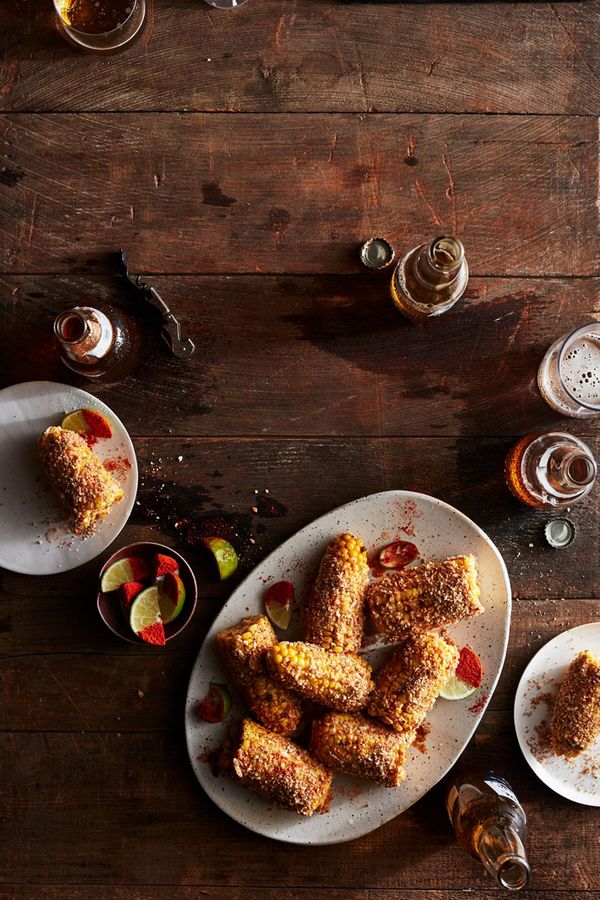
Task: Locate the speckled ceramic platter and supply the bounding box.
[515,623,600,807]
[186,490,511,844]
[0,381,138,575]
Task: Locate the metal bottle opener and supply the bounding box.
[118,249,196,359]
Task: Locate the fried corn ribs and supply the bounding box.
[231,719,333,816]
[368,632,459,735]
[367,555,483,640]
[551,650,600,759]
[266,642,374,712]
[311,712,411,786]
[305,533,369,653]
[216,616,302,735]
[39,426,123,535]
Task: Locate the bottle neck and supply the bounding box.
[547,445,597,493]
[413,236,465,291]
[477,824,531,892]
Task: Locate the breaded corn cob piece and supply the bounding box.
[311,712,411,786]
[266,642,373,712]
[551,650,600,758]
[368,632,459,735]
[216,616,302,735]
[367,555,483,640]
[231,719,333,816]
[305,533,369,653]
[39,426,123,535]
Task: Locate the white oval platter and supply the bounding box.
[186,490,511,844]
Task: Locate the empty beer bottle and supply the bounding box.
[446,771,531,892]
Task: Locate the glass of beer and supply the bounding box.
[537,322,600,418]
[203,0,250,8]
[53,0,146,51]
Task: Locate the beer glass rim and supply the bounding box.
[53,0,139,37]
[557,321,600,412]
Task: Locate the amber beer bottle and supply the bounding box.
[446,771,531,892]
[390,235,469,322]
[54,305,140,383]
[505,431,597,509]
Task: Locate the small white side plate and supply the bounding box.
[186,490,511,844]
[0,381,138,575]
[514,622,600,807]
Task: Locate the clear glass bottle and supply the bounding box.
[446,771,531,892]
[390,235,469,322]
[505,431,597,509]
[54,305,139,383]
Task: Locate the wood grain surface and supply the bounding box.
[0,114,597,276]
[2,275,599,437]
[1,0,600,114]
[1,0,599,895]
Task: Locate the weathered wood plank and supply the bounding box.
[0,438,597,613]
[1,714,598,889]
[0,891,596,900]
[1,600,598,730]
[0,115,597,276]
[1,0,599,115]
[2,276,599,438]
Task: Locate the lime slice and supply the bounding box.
[129,585,161,635]
[100,556,150,593]
[440,675,478,701]
[61,408,112,438]
[158,572,186,624]
[264,580,294,630]
[203,537,238,580]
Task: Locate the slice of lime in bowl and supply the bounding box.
[100,556,150,593]
[129,585,162,635]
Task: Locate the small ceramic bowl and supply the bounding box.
[97,541,198,644]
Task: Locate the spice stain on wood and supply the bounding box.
[201,181,236,208]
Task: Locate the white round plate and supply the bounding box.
[514,623,600,806]
[0,381,138,575]
[185,490,512,844]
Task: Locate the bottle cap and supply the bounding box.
[360,237,395,270]
[544,518,576,549]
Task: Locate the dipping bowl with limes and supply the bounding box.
[97,541,198,645]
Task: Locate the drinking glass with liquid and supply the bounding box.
[53,0,146,51]
[537,322,600,418]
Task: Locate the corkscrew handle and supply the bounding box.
[118,249,196,359]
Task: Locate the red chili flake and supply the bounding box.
[119,581,145,606]
[468,692,488,715]
[104,456,132,476]
[456,646,483,688]
[138,621,166,646]
[154,553,179,577]
[82,409,112,439]
[379,540,419,570]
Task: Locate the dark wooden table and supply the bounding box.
[1,0,599,896]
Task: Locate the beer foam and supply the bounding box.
[561,333,600,407]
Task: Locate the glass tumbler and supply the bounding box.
[53,0,146,51]
[537,322,600,418]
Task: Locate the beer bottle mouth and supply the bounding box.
[428,236,464,272]
[497,856,531,892]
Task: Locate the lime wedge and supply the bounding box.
[129,585,161,635]
[440,675,478,701]
[100,556,150,593]
[61,408,112,438]
[203,537,238,580]
[158,572,186,624]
